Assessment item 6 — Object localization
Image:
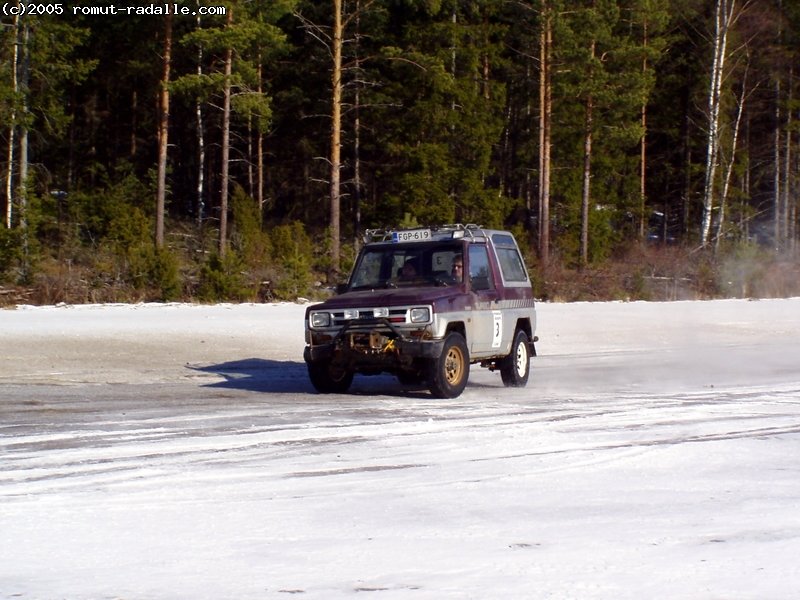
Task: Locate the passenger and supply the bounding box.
[400,259,418,280]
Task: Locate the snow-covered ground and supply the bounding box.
[1,299,800,599]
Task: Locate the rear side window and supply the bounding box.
[495,247,528,282]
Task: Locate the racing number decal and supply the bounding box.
[492,311,502,348]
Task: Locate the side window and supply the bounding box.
[496,247,528,282]
[468,245,494,291]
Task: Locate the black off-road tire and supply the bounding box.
[427,333,470,398]
[500,329,530,387]
[307,360,354,394]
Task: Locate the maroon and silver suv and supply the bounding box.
[303,224,537,398]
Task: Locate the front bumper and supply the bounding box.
[304,318,444,370]
[304,337,444,364]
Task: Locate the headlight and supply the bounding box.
[409,307,430,323]
[310,312,331,328]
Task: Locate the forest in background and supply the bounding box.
[1,0,799,305]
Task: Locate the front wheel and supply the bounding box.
[500,329,530,387]
[428,333,470,398]
[307,360,354,394]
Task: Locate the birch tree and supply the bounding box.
[701,0,737,247]
[714,58,750,249]
[4,11,21,230]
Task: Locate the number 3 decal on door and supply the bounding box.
[492,311,502,348]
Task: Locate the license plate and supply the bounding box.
[392,229,432,243]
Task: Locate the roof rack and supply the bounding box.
[363,224,486,244]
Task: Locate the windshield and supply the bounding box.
[349,242,464,290]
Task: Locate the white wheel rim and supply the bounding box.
[515,341,528,376]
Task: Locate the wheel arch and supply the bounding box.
[445,321,466,340]
[514,317,536,357]
[515,318,532,340]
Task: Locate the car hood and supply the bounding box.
[311,286,464,310]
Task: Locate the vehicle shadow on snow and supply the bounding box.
[187,358,431,398]
[188,359,315,393]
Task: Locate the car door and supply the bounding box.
[468,244,501,356]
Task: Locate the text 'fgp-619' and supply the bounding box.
[304,224,538,398]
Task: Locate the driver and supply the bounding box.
[451,255,463,282]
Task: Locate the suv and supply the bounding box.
[303,224,537,398]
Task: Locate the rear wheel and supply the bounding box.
[428,333,470,398]
[307,360,354,394]
[500,329,530,387]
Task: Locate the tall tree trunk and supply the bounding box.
[781,68,792,247]
[581,94,593,268]
[786,69,795,255]
[257,61,265,214]
[155,12,172,249]
[247,115,254,197]
[219,7,234,256]
[353,88,361,249]
[715,61,748,250]
[195,7,205,228]
[773,77,782,250]
[17,9,30,277]
[5,12,20,229]
[329,0,343,276]
[701,0,735,247]
[352,0,362,249]
[538,0,552,265]
[681,104,691,239]
[131,90,138,157]
[639,16,648,240]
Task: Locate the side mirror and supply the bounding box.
[335,283,349,294]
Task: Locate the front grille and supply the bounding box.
[330,307,409,327]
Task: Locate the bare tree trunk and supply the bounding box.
[715,61,748,250]
[580,94,593,267]
[782,67,792,247]
[352,0,362,249]
[196,99,205,227]
[155,12,172,249]
[219,8,234,257]
[639,16,648,240]
[538,0,552,265]
[773,77,782,251]
[5,11,21,229]
[329,0,343,276]
[5,119,16,228]
[257,61,265,214]
[247,115,254,197]
[195,8,205,228]
[17,9,31,276]
[789,74,797,256]
[701,0,735,247]
[131,90,138,157]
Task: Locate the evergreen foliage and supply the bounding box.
[0,0,798,302]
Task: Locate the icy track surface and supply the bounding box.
[1,299,800,599]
